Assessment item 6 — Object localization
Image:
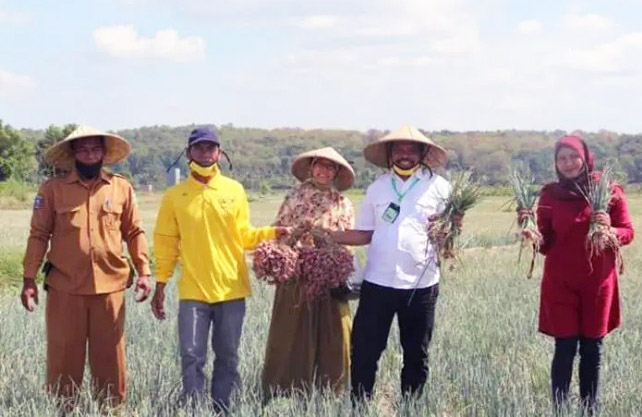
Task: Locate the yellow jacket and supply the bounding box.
[154,167,275,302]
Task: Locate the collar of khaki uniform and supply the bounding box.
[65,168,112,185]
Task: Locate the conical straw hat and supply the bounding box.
[44,125,131,171]
[291,147,355,191]
[363,125,447,168]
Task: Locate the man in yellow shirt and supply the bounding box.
[151,126,289,412]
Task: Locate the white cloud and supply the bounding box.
[566,32,642,73]
[280,0,481,70]
[0,69,36,97]
[430,34,480,54]
[374,55,436,68]
[0,8,31,24]
[354,21,419,38]
[93,25,206,62]
[350,0,481,54]
[14,0,642,132]
[494,94,534,111]
[295,15,337,29]
[112,0,481,54]
[278,49,358,70]
[564,13,615,32]
[517,20,542,35]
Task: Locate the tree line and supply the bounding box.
[3,120,642,190]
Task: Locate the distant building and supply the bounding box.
[167,167,180,186]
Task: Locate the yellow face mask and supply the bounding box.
[392,164,420,176]
[189,161,218,177]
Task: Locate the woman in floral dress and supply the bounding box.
[262,147,355,396]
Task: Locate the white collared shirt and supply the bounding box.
[356,168,451,289]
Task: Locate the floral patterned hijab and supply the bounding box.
[275,181,354,232]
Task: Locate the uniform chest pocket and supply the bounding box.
[374,202,393,224]
[55,206,84,232]
[101,205,123,230]
[412,200,438,225]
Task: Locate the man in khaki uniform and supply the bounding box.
[20,126,152,407]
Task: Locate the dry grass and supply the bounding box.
[1,191,642,416]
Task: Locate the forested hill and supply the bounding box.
[13,123,642,190]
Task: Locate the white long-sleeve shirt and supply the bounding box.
[357,168,451,289]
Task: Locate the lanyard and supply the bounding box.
[391,176,421,203]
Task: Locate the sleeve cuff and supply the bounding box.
[355,223,375,231]
[613,227,633,245]
[23,265,39,280]
[154,273,171,283]
[137,264,152,276]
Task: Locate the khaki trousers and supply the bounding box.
[46,286,126,405]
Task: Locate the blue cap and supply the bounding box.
[188,126,220,146]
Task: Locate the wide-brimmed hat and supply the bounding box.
[44,125,131,171]
[363,125,447,169]
[291,147,355,191]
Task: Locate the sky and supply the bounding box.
[2,0,642,133]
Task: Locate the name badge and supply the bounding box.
[381,202,400,223]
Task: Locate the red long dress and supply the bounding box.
[536,182,634,338]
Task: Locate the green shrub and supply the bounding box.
[0,250,24,288]
[0,180,35,209]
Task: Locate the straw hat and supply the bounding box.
[44,125,131,171]
[291,147,355,191]
[363,125,447,169]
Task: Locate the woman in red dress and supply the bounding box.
[523,134,634,412]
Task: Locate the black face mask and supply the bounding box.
[75,160,103,179]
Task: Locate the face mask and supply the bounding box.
[189,160,218,177]
[75,160,103,179]
[392,164,420,176]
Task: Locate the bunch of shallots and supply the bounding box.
[253,241,299,284]
[253,226,355,300]
[297,243,354,301]
[509,165,541,278]
[428,171,480,265]
[579,166,621,268]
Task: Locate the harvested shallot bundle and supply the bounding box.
[428,171,480,265]
[297,243,354,301]
[510,165,541,278]
[253,241,299,284]
[577,165,622,270]
[252,224,354,299]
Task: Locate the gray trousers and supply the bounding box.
[178,298,246,408]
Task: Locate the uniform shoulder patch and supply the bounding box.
[33,195,45,210]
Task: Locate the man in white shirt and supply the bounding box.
[331,125,453,401]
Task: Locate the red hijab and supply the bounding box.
[552,134,599,201]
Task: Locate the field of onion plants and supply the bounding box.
[1,194,641,416]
